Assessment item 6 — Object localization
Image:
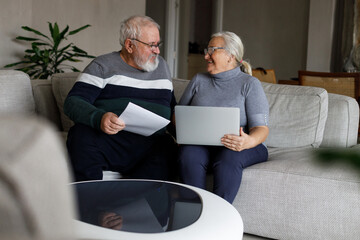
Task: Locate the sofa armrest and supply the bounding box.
[0,70,35,114]
[320,93,359,148]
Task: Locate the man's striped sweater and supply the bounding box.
[64,51,176,132]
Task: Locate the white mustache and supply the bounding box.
[148,54,158,60]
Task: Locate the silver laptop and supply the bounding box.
[175,105,240,146]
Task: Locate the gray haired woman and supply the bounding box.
[178,31,269,203]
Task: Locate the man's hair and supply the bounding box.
[119,15,160,48]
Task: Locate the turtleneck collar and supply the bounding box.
[210,67,241,81]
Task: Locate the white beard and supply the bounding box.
[134,54,159,72]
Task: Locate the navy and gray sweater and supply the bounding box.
[64,51,176,132]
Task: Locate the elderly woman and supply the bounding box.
[178,31,269,203]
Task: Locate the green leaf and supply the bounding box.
[85,54,96,58]
[71,67,81,72]
[32,42,50,47]
[32,45,41,57]
[72,46,87,54]
[21,26,50,40]
[67,58,82,62]
[53,23,60,36]
[51,22,60,44]
[6,22,94,78]
[24,54,35,60]
[57,55,71,64]
[19,64,39,71]
[16,36,40,41]
[58,43,72,53]
[4,61,29,68]
[25,49,35,54]
[43,50,50,60]
[69,24,91,35]
[48,22,54,36]
[71,46,95,58]
[60,25,69,39]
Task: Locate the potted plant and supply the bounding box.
[5,22,95,79]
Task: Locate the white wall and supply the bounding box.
[306,0,336,72]
[2,0,337,79]
[0,0,146,72]
[0,0,33,69]
[222,0,310,80]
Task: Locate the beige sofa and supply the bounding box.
[1,70,360,239]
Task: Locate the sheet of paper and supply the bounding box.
[119,102,170,136]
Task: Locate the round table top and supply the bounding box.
[73,179,243,240]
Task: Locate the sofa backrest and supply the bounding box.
[261,83,359,148]
[32,79,63,129]
[32,72,358,148]
[172,78,190,101]
[261,82,329,148]
[0,70,35,114]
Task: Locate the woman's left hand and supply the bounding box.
[221,127,251,152]
[221,126,269,152]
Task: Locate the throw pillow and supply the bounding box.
[51,73,79,132]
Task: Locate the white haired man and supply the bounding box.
[64,15,177,182]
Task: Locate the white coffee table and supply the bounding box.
[73,179,243,240]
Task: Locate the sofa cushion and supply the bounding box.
[52,73,79,132]
[172,78,190,102]
[234,147,360,240]
[32,79,63,130]
[262,82,328,148]
[0,70,35,114]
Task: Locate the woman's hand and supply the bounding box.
[100,112,126,135]
[221,127,252,152]
[221,126,269,152]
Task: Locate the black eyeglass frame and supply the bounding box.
[204,47,225,56]
[131,38,163,50]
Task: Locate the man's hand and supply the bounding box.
[100,112,125,135]
[98,212,123,230]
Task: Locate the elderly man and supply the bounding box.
[64,15,177,182]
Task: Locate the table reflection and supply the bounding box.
[73,180,202,233]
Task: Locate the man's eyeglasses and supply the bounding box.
[204,47,225,56]
[131,39,163,50]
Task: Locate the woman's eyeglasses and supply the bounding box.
[204,47,225,56]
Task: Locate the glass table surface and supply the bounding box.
[72,180,202,233]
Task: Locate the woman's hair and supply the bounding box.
[119,15,160,48]
[211,31,252,75]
